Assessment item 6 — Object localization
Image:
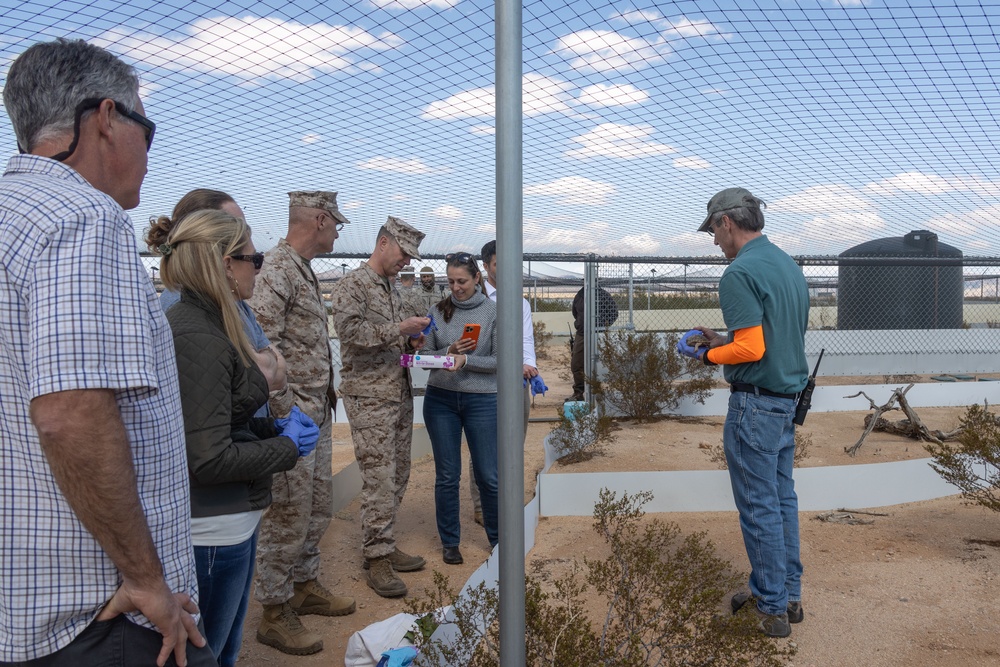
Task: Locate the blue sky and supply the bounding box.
[1,0,998,259]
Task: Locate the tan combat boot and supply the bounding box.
[362,547,426,573]
[256,602,323,655]
[291,579,356,617]
[366,556,407,598]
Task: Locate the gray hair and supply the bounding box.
[709,195,767,232]
[3,38,141,152]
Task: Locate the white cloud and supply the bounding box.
[469,125,495,135]
[370,0,459,7]
[301,133,322,144]
[421,73,571,120]
[432,205,464,219]
[342,200,364,210]
[576,83,649,107]
[565,123,676,160]
[865,172,957,196]
[924,205,1000,238]
[524,176,616,206]
[391,193,410,201]
[673,156,711,170]
[610,11,724,41]
[605,233,662,255]
[138,81,160,100]
[96,17,403,82]
[767,184,887,253]
[553,29,667,73]
[357,156,449,174]
[659,16,723,41]
[701,87,728,96]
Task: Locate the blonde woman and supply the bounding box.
[151,209,319,665]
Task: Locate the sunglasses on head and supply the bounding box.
[230,252,265,269]
[445,252,474,265]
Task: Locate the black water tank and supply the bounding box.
[837,230,963,330]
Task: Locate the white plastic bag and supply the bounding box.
[344,612,419,667]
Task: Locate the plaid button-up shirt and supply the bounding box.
[0,155,197,661]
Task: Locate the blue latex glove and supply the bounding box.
[274,406,320,456]
[528,374,548,396]
[676,329,706,360]
[409,312,438,338]
[377,646,418,667]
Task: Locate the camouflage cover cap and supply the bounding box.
[698,187,757,232]
[400,265,415,276]
[385,216,424,260]
[288,190,350,225]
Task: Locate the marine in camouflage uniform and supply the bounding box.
[250,191,354,656]
[331,216,429,598]
[397,266,423,317]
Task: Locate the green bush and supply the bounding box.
[589,330,716,422]
[926,402,1000,512]
[407,489,795,667]
[549,402,616,464]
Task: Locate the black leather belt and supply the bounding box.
[730,382,797,400]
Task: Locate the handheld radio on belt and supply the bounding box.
[792,349,824,426]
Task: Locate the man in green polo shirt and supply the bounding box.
[677,187,809,639]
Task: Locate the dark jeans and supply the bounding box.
[4,615,216,666]
[571,331,585,397]
[194,530,257,666]
[423,386,498,547]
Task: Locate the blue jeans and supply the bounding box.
[423,386,498,547]
[723,390,802,616]
[194,531,257,667]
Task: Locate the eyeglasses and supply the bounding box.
[446,252,474,265]
[43,98,156,162]
[706,218,725,236]
[323,214,345,232]
[230,252,265,269]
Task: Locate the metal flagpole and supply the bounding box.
[496,0,526,666]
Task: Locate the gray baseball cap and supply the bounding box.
[698,187,758,232]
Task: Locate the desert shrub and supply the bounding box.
[705,431,812,470]
[408,489,794,667]
[549,402,616,464]
[926,402,1000,512]
[532,320,553,361]
[589,330,715,422]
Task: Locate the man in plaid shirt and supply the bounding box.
[0,39,212,665]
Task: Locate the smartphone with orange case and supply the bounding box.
[459,323,481,346]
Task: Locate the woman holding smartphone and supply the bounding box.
[421,252,498,564]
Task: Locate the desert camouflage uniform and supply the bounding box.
[331,262,415,560]
[249,238,335,605]
[414,284,449,314]
[397,284,424,318]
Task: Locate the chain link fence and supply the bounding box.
[143,251,1000,375]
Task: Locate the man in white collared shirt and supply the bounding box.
[469,240,537,524]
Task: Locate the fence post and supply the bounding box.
[584,257,597,404]
[627,261,634,329]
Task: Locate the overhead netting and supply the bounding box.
[1,0,999,259]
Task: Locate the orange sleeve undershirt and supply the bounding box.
[704,325,765,365]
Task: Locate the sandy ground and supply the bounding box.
[237,343,1000,667]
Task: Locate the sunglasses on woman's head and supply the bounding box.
[231,252,265,269]
[445,252,474,264]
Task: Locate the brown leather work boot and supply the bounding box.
[362,547,426,573]
[366,556,408,598]
[291,579,356,617]
[256,603,323,655]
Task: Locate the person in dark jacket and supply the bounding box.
[152,208,320,665]
[567,286,619,401]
